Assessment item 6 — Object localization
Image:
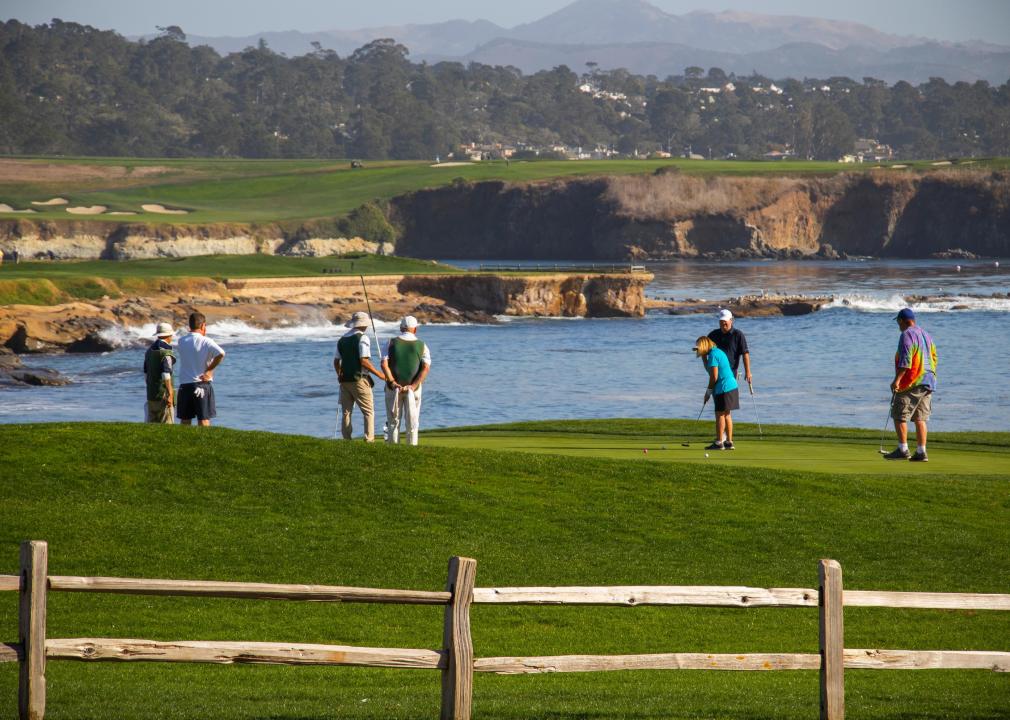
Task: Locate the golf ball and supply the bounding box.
[704,453,710,458]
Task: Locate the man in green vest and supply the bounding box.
[381,315,431,446]
[333,311,385,441]
[143,322,176,423]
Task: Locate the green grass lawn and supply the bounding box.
[0,254,461,305]
[0,421,1007,719]
[4,156,1004,225]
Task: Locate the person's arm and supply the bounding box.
[333,356,342,377]
[743,352,752,385]
[409,362,430,391]
[708,364,718,391]
[162,355,174,406]
[361,357,384,379]
[200,352,224,382]
[381,356,398,387]
[891,334,911,393]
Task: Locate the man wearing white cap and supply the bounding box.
[142,322,176,424]
[708,309,752,442]
[381,315,431,446]
[334,311,385,441]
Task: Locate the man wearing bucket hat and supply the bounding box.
[381,315,431,446]
[884,308,938,461]
[707,308,751,444]
[142,322,176,424]
[334,311,385,441]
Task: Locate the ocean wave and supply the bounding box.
[827,294,1010,313]
[101,319,405,348]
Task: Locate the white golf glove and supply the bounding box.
[193,386,206,399]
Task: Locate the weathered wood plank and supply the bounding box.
[19,541,47,720]
[844,649,1010,672]
[45,639,444,669]
[819,559,845,720]
[844,590,1010,611]
[441,557,477,720]
[474,653,821,674]
[48,576,450,604]
[1,643,23,663]
[0,575,19,592]
[471,586,817,607]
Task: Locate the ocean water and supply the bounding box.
[2,259,1007,436]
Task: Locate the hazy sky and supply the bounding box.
[3,0,1009,45]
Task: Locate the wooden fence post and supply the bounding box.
[819,559,844,720]
[441,556,476,720]
[19,540,48,720]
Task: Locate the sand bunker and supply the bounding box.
[142,204,188,215]
[431,162,472,167]
[890,164,908,169]
[66,205,107,215]
[107,211,137,216]
[31,197,69,206]
[0,204,37,213]
[931,160,952,166]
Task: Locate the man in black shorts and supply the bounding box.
[176,312,226,427]
[708,309,752,441]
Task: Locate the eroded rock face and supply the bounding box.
[390,171,1010,259]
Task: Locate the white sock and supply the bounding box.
[917,445,926,454]
[898,443,909,452]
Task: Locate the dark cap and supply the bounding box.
[896,308,915,321]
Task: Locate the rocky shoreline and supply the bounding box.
[0,271,652,357]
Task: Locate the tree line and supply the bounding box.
[1,20,1009,160]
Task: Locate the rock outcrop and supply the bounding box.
[0,272,651,353]
[390,170,1010,260]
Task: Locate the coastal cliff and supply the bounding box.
[0,271,651,353]
[2,170,1007,262]
[390,170,1010,260]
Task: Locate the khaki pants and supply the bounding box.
[145,399,174,424]
[340,377,374,441]
[384,384,423,446]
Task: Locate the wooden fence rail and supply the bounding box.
[2,541,1009,720]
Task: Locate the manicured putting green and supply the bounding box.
[425,426,1010,476]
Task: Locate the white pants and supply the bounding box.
[384,384,422,446]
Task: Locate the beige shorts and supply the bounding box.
[891,386,932,422]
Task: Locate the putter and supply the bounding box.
[878,393,895,454]
[748,381,763,439]
[682,395,709,447]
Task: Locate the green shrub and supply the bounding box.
[0,279,64,305]
[339,202,398,244]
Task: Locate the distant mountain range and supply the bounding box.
[153,0,1010,84]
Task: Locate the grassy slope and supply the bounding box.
[0,254,460,305]
[0,421,1007,719]
[4,157,1005,224]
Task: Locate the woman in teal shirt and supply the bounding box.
[694,336,740,450]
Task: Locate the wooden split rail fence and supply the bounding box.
[2,541,1009,720]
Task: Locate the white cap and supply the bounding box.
[717,309,734,321]
[345,311,371,328]
[154,322,174,338]
[400,315,418,331]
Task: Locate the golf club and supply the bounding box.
[878,392,894,454]
[748,381,763,439]
[681,394,710,447]
[359,275,388,439]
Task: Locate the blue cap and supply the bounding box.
[896,308,915,321]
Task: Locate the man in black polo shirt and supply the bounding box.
[708,309,752,440]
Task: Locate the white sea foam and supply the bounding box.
[100,318,408,348]
[827,294,1010,313]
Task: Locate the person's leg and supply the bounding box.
[894,420,908,447]
[198,419,211,427]
[715,413,726,445]
[724,412,733,443]
[384,384,400,444]
[339,382,354,439]
[356,377,375,442]
[406,386,422,446]
[914,420,927,446]
[180,418,193,426]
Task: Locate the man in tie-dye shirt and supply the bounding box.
[884,308,938,462]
